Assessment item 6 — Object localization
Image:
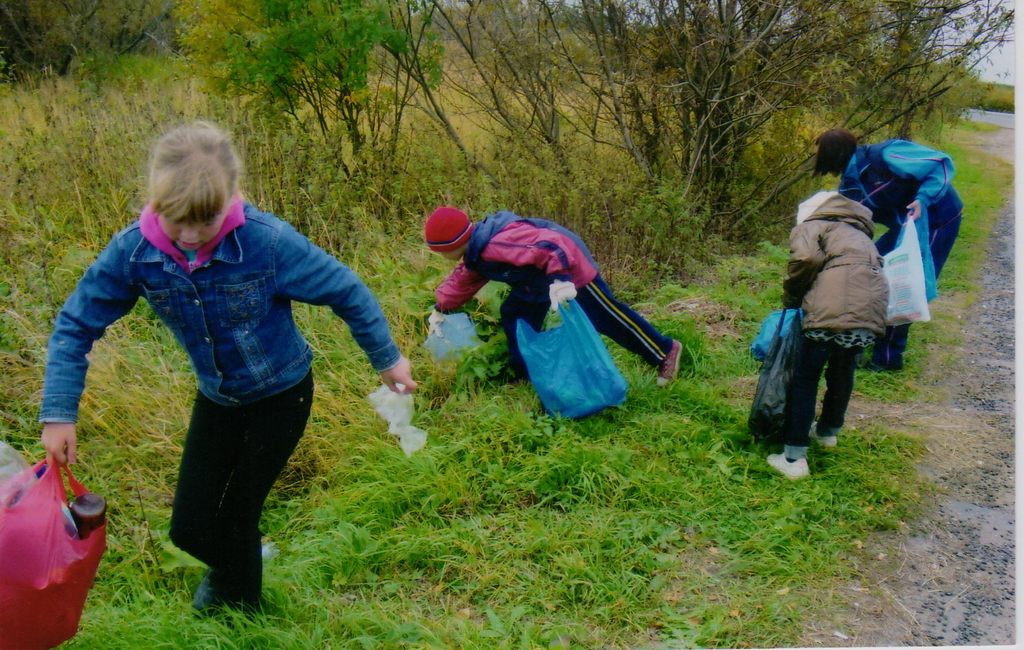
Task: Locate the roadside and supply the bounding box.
[965,109,1015,129]
[802,124,1016,646]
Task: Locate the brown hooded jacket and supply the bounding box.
[782,193,889,336]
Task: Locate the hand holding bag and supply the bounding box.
[424,312,481,362]
[750,309,802,361]
[0,462,106,649]
[516,299,627,419]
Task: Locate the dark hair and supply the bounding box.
[814,128,858,176]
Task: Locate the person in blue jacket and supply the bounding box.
[814,128,963,371]
[39,122,417,612]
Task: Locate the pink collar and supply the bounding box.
[139,199,246,273]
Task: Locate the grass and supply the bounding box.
[0,67,1012,648]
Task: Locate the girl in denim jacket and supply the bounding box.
[39,122,417,611]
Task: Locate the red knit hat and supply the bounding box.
[424,206,474,252]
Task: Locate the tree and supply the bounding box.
[429,1,571,170]
[435,0,1010,230]
[842,0,1014,138]
[179,0,408,173]
[735,0,1013,233]
[0,0,174,76]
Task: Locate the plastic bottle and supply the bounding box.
[60,504,78,538]
[69,493,106,540]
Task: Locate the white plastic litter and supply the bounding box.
[261,541,279,562]
[883,221,931,325]
[367,384,427,456]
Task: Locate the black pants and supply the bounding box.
[783,337,859,450]
[501,275,674,378]
[169,371,314,602]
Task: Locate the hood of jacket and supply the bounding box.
[799,193,875,238]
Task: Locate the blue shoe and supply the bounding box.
[192,569,225,611]
[861,360,902,372]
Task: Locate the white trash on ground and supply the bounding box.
[261,540,279,562]
[367,384,427,456]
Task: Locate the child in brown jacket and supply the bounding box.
[768,191,888,479]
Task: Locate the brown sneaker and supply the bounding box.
[657,340,682,386]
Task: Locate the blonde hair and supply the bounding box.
[148,122,241,224]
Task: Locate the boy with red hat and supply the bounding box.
[425,206,681,385]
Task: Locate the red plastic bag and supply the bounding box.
[0,463,106,649]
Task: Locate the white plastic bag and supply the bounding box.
[261,540,279,562]
[367,385,427,456]
[883,222,931,325]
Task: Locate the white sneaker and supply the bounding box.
[767,454,809,479]
[812,432,838,448]
[810,421,837,448]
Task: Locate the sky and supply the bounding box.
[977,39,1016,84]
[972,0,1016,85]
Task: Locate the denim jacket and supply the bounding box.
[40,204,400,421]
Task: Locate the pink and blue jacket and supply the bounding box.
[435,211,600,311]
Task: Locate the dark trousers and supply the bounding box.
[169,371,314,602]
[501,275,674,378]
[872,195,963,368]
[783,337,860,449]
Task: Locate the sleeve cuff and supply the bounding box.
[368,343,402,373]
[39,412,78,424]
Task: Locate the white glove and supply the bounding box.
[548,280,577,312]
[427,309,446,337]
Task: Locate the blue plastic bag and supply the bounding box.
[424,312,481,361]
[910,206,938,301]
[515,299,627,419]
[751,309,802,361]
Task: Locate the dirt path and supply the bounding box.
[803,126,1016,646]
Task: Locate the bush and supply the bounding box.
[0,1,174,77]
[978,83,1014,113]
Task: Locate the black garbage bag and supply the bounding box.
[748,309,803,442]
